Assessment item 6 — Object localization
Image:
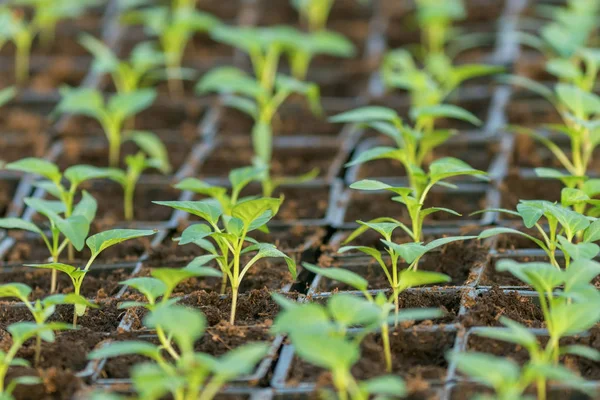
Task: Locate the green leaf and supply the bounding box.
[583,220,600,243]
[64,165,113,188]
[329,106,400,124]
[272,303,332,336]
[477,227,547,250]
[561,345,600,362]
[0,218,43,236]
[153,201,221,225]
[558,236,599,260]
[229,166,262,196]
[382,241,427,264]
[449,352,520,388]
[556,83,600,117]
[5,158,61,183]
[302,262,368,292]
[327,294,382,327]
[26,263,87,285]
[345,146,405,168]
[108,89,156,119]
[410,104,481,126]
[563,259,600,292]
[360,375,406,397]
[561,188,590,207]
[196,66,264,98]
[476,317,538,350]
[0,86,16,108]
[208,343,270,379]
[88,341,162,361]
[292,333,359,371]
[0,283,32,301]
[79,33,119,74]
[127,131,171,174]
[174,178,228,199]
[151,267,215,295]
[120,277,166,304]
[246,243,296,279]
[429,157,487,183]
[549,302,600,337]
[145,305,206,353]
[391,308,444,324]
[231,198,281,230]
[179,224,213,246]
[55,86,104,120]
[496,260,564,293]
[72,191,98,224]
[86,229,156,258]
[397,269,451,290]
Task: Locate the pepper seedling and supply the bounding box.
[300,262,444,372]
[121,1,221,95]
[26,228,156,326]
[0,321,72,398]
[79,33,165,94]
[477,200,600,268]
[198,25,323,196]
[54,87,157,167]
[104,131,172,221]
[0,283,96,366]
[272,292,426,400]
[291,0,334,32]
[449,350,587,400]
[88,305,269,400]
[154,195,296,324]
[118,264,221,360]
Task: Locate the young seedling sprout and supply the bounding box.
[89,305,269,400]
[300,262,444,372]
[0,322,72,398]
[155,182,296,324]
[291,0,334,32]
[0,158,113,292]
[79,34,166,94]
[120,0,221,95]
[104,131,172,221]
[54,87,157,167]
[0,283,96,366]
[26,228,156,326]
[198,25,324,196]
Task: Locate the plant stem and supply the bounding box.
[157,326,180,361]
[198,379,223,400]
[15,35,32,85]
[34,335,41,367]
[219,272,228,295]
[381,322,392,373]
[108,134,120,168]
[537,377,547,400]
[229,285,238,325]
[124,182,135,221]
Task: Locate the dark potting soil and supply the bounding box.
[199,144,338,179]
[0,105,49,135]
[102,322,273,379]
[478,255,552,287]
[0,267,133,301]
[506,97,562,128]
[0,133,48,164]
[467,326,600,380]
[344,189,488,224]
[5,367,82,400]
[499,172,562,219]
[492,225,547,251]
[0,179,19,217]
[317,246,484,290]
[460,286,544,328]
[287,329,456,386]
[127,288,293,329]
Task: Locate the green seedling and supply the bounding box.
[79,34,166,94]
[198,25,324,195]
[0,322,72,398]
[154,195,296,324]
[330,105,483,190]
[480,258,600,391]
[415,0,465,56]
[0,283,95,366]
[300,262,444,372]
[54,86,157,167]
[89,305,269,400]
[449,351,587,400]
[477,200,600,268]
[291,0,334,32]
[272,292,431,400]
[118,264,221,360]
[104,131,172,220]
[26,228,156,326]
[121,2,221,95]
[0,7,35,85]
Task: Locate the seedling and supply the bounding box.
[291,0,334,32]
[300,262,444,372]
[477,200,600,268]
[449,351,587,400]
[79,34,165,94]
[155,195,296,324]
[0,7,35,85]
[54,87,157,167]
[198,25,324,195]
[0,322,71,398]
[121,2,221,95]
[89,305,269,400]
[104,131,172,220]
[272,292,431,400]
[119,264,221,359]
[26,228,156,326]
[0,283,95,366]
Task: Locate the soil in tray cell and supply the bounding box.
[499,173,562,217]
[467,326,600,380]
[344,189,488,225]
[217,106,341,138]
[449,383,595,400]
[190,185,330,221]
[317,241,487,289]
[127,289,298,329]
[286,329,456,386]
[0,179,20,217]
[460,286,544,328]
[146,224,325,266]
[354,139,498,181]
[0,57,90,93]
[0,267,134,301]
[492,225,548,251]
[507,97,562,127]
[479,255,550,288]
[101,322,273,379]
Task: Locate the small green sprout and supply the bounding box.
[121,1,221,95]
[104,131,172,221]
[0,322,72,398]
[0,283,95,366]
[79,34,166,94]
[54,87,157,167]
[198,25,324,195]
[291,0,334,32]
[155,194,296,324]
[477,200,600,268]
[118,264,221,360]
[414,0,465,56]
[26,228,156,326]
[89,305,269,400]
[301,262,444,372]
[272,292,433,400]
